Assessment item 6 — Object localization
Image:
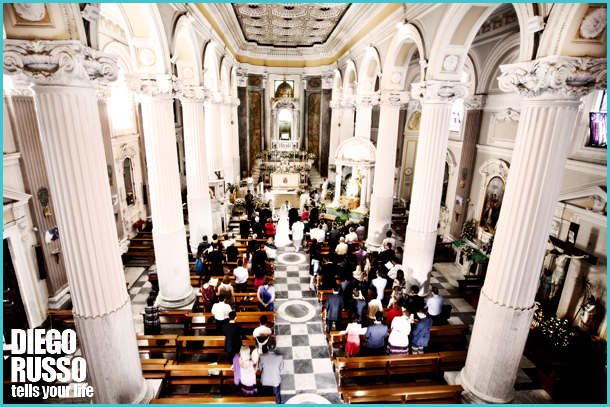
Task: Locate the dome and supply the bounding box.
[275,80,294,99]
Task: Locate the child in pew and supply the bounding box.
[144,295,162,335]
[364,311,389,356]
[339,313,366,357]
[411,309,433,354]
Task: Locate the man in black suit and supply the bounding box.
[347,288,367,325]
[260,205,272,227]
[239,217,251,239]
[223,311,246,362]
[226,244,239,263]
[245,190,254,219]
[309,206,319,225]
[328,224,341,255]
[252,217,264,239]
[324,286,344,334]
[288,206,299,229]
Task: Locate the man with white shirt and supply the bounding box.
[312,224,326,243]
[233,259,249,293]
[345,227,358,244]
[222,233,235,250]
[291,219,305,249]
[253,315,273,338]
[387,258,402,280]
[425,287,445,325]
[211,294,232,334]
[372,270,387,301]
[381,230,396,251]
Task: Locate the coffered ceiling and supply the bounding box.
[231,3,350,47]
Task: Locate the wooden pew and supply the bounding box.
[341,384,463,404]
[434,242,454,262]
[141,359,174,379]
[47,309,74,329]
[334,354,441,386]
[186,311,275,334]
[194,292,260,312]
[137,335,179,357]
[189,276,274,291]
[122,248,155,267]
[457,274,485,295]
[176,336,256,361]
[438,350,468,372]
[152,395,276,404]
[428,324,469,349]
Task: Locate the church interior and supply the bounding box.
[2,2,607,404]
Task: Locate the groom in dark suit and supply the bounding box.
[223,311,246,361]
[288,205,299,229]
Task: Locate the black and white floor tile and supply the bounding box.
[273,245,342,404]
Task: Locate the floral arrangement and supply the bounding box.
[227,182,235,194]
[336,203,351,214]
[461,245,475,260]
[254,198,264,207]
[233,198,246,207]
[319,202,327,213]
[481,235,494,255]
[531,302,543,330]
[460,219,477,242]
[539,316,576,347]
[133,219,145,228]
[126,191,135,206]
[364,209,371,219]
[254,151,263,159]
[335,217,347,226]
[257,149,317,162]
[307,151,317,160]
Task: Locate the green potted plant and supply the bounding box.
[227,183,236,203]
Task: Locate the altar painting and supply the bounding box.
[479,176,504,233]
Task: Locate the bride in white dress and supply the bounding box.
[275,202,292,247]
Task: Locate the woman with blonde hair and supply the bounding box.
[238,345,258,396]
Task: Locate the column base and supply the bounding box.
[155,291,196,310]
[47,284,71,310]
[74,300,153,404]
[461,291,534,404]
[152,226,195,309]
[366,194,393,248]
[444,370,503,404]
[403,227,437,296]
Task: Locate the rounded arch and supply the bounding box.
[381,23,426,91]
[426,4,528,81]
[102,41,135,74]
[342,59,357,98]
[202,42,219,92]
[357,46,382,95]
[219,56,232,95]
[335,136,376,164]
[331,69,342,100]
[172,16,202,86]
[230,66,238,97]
[477,32,521,94]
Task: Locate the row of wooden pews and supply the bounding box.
[122,231,155,267]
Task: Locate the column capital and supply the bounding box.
[236,69,248,87]
[379,90,410,107]
[125,74,184,101]
[96,84,112,102]
[354,93,380,107]
[411,80,469,104]
[3,39,118,87]
[321,71,334,89]
[178,86,209,103]
[330,97,355,110]
[230,96,241,107]
[464,94,488,110]
[498,56,607,100]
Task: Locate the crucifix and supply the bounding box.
[545,222,597,309]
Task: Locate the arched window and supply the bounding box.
[123,158,135,206]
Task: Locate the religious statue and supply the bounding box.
[345,169,362,198]
[578,296,597,333]
[548,242,589,299]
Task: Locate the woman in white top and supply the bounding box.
[274,202,292,247]
[264,238,277,260]
[387,308,412,355]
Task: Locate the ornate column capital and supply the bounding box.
[379,90,410,107]
[96,84,112,102]
[125,74,184,102]
[178,86,209,103]
[4,39,118,87]
[236,69,248,87]
[411,80,469,104]
[464,94,487,110]
[354,93,380,107]
[230,96,241,107]
[498,56,607,100]
[321,71,334,89]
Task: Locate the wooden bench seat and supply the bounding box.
[122,249,155,267]
[176,336,257,360]
[428,324,469,349]
[186,311,275,334]
[194,292,260,312]
[47,309,74,329]
[141,359,174,379]
[342,384,463,404]
[334,354,441,385]
[137,335,179,356]
[152,395,276,404]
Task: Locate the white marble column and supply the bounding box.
[3,39,152,404]
[332,164,343,205]
[179,87,214,254]
[205,93,224,176]
[219,94,235,184]
[458,57,606,404]
[328,101,342,169]
[364,167,373,207]
[339,99,356,144]
[366,90,409,248]
[231,97,241,182]
[356,167,367,212]
[353,95,377,139]
[402,81,469,293]
[125,74,195,309]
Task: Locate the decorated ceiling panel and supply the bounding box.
[232,3,350,47]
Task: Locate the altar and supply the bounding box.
[271,172,300,189]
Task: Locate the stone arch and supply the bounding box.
[426,4,530,81]
[230,66,238,97]
[476,32,521,94]
[357,46,382,95]
[219,57,232,95]
[335,136,376,163]
[381,23,426,91]
[172,16,202,86]
[342,59,357,98]
[332,69,342,100]
[202,42,220,92]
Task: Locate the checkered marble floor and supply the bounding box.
[273,244,342,404]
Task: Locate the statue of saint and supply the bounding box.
[279,158,290,173]
[345,169,362,198]
[578,296,597,333]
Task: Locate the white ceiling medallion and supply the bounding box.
[391,72,402,84]
[442,54,459,72]
[13,4,46,21]
[138,48,156,67]
[579,8,607,39]
[364,81,373,91]
[182,67,194,79]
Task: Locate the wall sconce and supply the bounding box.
[51,248,62,264]
[338,122,341,127]
[455,211,461,221]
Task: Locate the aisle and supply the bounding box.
[273,245,342,404]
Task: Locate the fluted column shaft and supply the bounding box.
[403,81,469,293]
[332,165,343,205]
[231,100,241,182]
[328,103,341,166]
[366,91,409,248]
[339,104,355,143]
[354,101,374,139]
[460,56,606,404]
[220,98,234,183]
[181,90,214,254]
[205,96,224,176]
[3,39,152,403]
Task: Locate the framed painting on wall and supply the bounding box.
[479,176,504,233]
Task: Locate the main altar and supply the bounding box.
[271,172,300,188]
